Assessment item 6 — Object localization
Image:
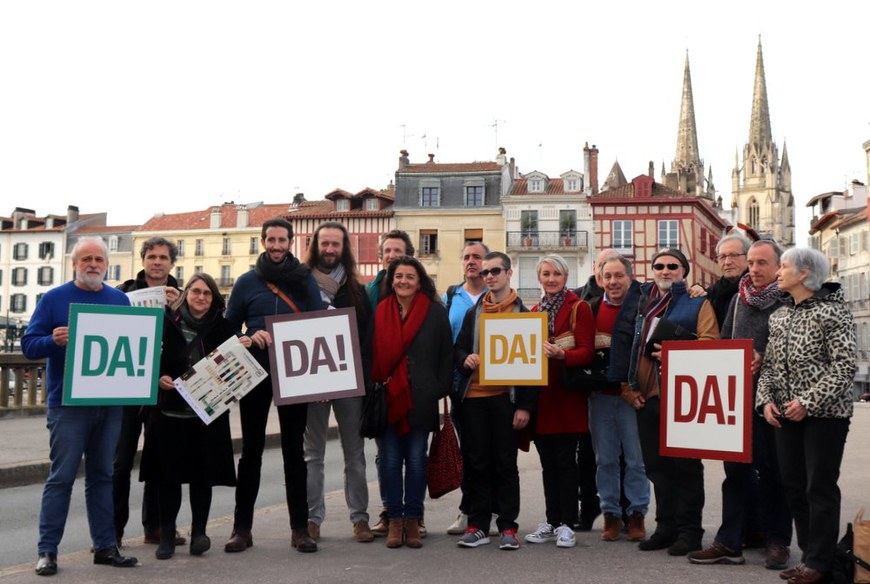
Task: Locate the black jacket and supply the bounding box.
[118,270,180,293]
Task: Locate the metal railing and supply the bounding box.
[506,231,589,250]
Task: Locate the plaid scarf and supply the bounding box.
[738,273,782,308]
[538,288,567,336]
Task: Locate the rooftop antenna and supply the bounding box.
[492,119,506,151]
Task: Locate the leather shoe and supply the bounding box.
[35,552,57,576]
[93,546,138,567]
[224,529,253,553]
[144,530,187,545]
[788,566,826,584]
[780,563,805,580]
[667,539,702,556]
[291,528,318,553]
[190,534,211,556]
[638,532,677,551]
[765,543,790,570]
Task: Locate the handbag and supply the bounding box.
[359,381,388,439]
[426,398,463,499]
[551,303,579,350]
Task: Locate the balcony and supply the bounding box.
[506,231,588,252]
[219,277,235,288]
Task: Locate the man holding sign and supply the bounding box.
[621,248,719,557]
[22,237,138,575]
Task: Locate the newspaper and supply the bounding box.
[173,335,268,425]
[126,287,167,309]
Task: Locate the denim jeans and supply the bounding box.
[588,393,650,516]
[381,424,429,520]
[39,405,122,554]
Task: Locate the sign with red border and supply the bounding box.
[660,339,753,463]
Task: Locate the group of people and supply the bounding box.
[22,223,856,584]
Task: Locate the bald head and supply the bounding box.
[594,249,620,287]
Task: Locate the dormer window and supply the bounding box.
[529,180,544,193]
[364,198,379,211]
[336,199,350,211]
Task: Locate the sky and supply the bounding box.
[1,1,868,244]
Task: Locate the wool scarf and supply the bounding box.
[371,292,431,435]
[255,252,311,296]
[312,264,346,307]
[538,288,567,336]
[738,273,782,308]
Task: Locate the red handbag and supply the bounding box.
[427,398,463,499]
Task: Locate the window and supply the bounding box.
[108,236,119,252]
[222,238,231,256]
[520,210,539,236]
[175,266,184,287]
[518,256,539,297]
[11,294,26,313]
[419,230,438,256]
[840,237,848,258]
[13,242,28,260]
[358,233,379,263]
[36,293,46,306]
[851,233,859,255]
[747,198,759,229]
[38,241,55,259]
[220,265,232,287]
[249,237,259,255]
[177,240,185,257]
[0,269,3,285]
[658,220,679,248]
[336,199,350,211]
[465,185,484,207]
[565,178,580,192]
[529,180,544,193]
[194,265,203,274]
[421,187,440,207]
[195,239,204,256]
[829,239,839,259]
[12,267,27,286]
[365,198,380,211]
[38,266,53,286]
[612,220,633,252]
[464,228,483,243]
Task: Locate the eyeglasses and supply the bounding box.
[480,267,505,278]
[717,253,746,262]
[652,263,680,271]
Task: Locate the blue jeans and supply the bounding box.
[588,393,649,516]
[39,406,122,554]
[381,424,429,520]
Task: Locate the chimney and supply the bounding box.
[67,205,80,224]
[589,144,599,195]
[237,204,248,228]
[292,192,306,206]
[509,157,516,179]
[648,161,655,178]
[210,206,221,229]
[398,149,410,169]
[583,143,591,194]
[427,153,435,163]
[496,147,507,166]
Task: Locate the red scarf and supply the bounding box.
[371,292,431,435]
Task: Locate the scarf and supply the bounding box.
[371,292,431,435]
[638,285,672,362]
[255,252,311,296]
[538,288,567,336]
[482,288,518,313]
[738,273,782,308]
[312,264,346,307]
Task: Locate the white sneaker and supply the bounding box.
[524,522,557,544]
[555,524,576,548]
[447,513,468,535]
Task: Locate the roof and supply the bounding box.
[72,224,138,234]
[397,161,503,174]
[137,203,292,232]
[827,207,867,231]
[509,178,584,196]
[805,191,843,207]
[282,200,394,220]
[324,187,394,201]
[590,176,688,201]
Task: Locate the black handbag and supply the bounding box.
[359,381,388,439]
[561,348,617,392]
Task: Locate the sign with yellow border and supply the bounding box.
[479,312,548,386]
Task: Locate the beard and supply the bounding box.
[656,280,673,292]
[77,271,105,290]
[318,253,340,271]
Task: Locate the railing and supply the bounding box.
[0,353,47,413]
[219,278,235,288]
[506,231,589,251]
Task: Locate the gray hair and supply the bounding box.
[600,255,633,278]
[781,247,829,292]
[717,232,751,255]
[536,254,569,278]
[749,239,783,264]
[460,240,490,258]
[72,236,108,261]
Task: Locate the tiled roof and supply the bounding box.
[827,207,868,230]
[73,224,138,234]
[137,203,293,232]
[510,178,584,196]
[397,161,502,174]
[283,199,394,219]
[324,187,395,201]
[589,180,689,201]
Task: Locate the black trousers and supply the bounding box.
[775,416,849,573]
[113,405,159,536]
[159,482,212,536]
[636,396,705,544]
[233,379,309,531]
[576,432,600,518]
[459,394,520,532]
[534,433,580,528]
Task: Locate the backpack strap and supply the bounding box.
[445,284,461,313]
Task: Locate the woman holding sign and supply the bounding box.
[757,248,856,584]
[524,254,595,549]
[366,256,453,549]
[141,273,252,560]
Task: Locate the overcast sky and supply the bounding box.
[1,1,868,243]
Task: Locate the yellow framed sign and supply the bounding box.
[479,312,548,386]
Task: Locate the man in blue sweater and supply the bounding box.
[22,237,139,576]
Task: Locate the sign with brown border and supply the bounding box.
[266,307,365,405]
[479,312,548,386]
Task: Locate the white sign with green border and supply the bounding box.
[63,304,163,405]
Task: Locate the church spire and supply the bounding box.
[673,51,702,171]
[748,36,772,150]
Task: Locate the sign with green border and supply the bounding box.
[62,304,163,405]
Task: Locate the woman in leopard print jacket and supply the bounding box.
[756,248,856,584]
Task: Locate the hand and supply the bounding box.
[543,341,565,360]
[688,283,707,298]
[158,375,175,390]
[463,354,480,370]
[52,327,69,346]
[512,409,530,430]
[783,399,807,422]
[164,286,180,305]
[238,335,253,349]
[632,394,646,410]
[751,349,762,375]
[248,330,272,349]
[763,402,782,428]
[650,343,662,361]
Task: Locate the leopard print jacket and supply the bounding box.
[756,283,856,419]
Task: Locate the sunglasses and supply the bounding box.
[652,263,680,271]
[480,267,505,277]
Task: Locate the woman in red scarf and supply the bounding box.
[367,256,453,549]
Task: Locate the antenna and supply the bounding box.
[492,119,506,151]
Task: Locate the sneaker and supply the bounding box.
[457,527,490,548]
[555,524,576,548]
[447,513,468,535]
[524,522,557,544]
[499,529,520,550]
[687,540,745,564]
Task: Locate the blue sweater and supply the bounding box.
[21,281,131,407]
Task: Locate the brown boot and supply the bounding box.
[371,509,389,537]
[307,521,320,542]
[601,513,621,541]
[385,519,403,548]
[353,520,374,543]
[627,511,646,541]
[291,528,318,553]
[403,519,422,548]
[224,528,253,553]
